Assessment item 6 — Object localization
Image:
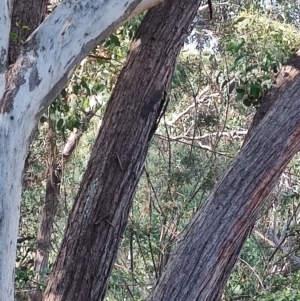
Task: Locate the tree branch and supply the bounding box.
[2,0,165,139]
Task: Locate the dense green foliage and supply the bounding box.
[15,1,300,300]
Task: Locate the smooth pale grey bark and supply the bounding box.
[147,51,300,300]
[0,0,12,94]
[0,0,163,299]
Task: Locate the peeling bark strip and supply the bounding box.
[43,0,202,300]
[147,51,300,301]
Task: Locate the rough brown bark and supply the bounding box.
[9,0,46,64]
[147,50,300,301]
[42,0,202,300]
[1,1,166,300]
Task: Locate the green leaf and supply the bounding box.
[233,16,246,24]
[271,63,278,73]
[209,54,215,62]
[235,39,245,53]
[57,118,64,131]
[40,116,48,124]
[73,84,80,95]
[50,112,56,121]
[81,79,91,95]
[266,53,273,62]
[60,88,67,98]
[236,92,244,101]
[249,82,261,99]
[234,54,245,65]
[243,98,252,106]
[69,94,77,109]
[110,34,120,46]
[228,64,237,73]
[226,39,245,53]
[228,81,236,94]
[221,79,230,89]
[246,64,257,73]
[226,41,236,52]
[82,97,89,109]
[236,88,245,94]
[9,32,18,40]
[260,63,269,72]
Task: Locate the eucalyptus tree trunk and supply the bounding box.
[43,0,202,300]
[147,51,300,301]
[0,0,163,299]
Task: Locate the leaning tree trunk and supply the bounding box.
[0,0,164,299]
[43,0,202,300]
[147,51,300,301]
